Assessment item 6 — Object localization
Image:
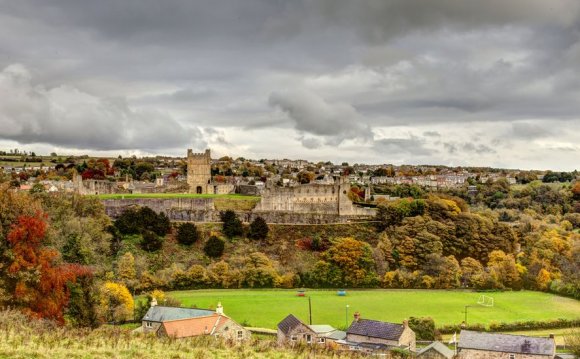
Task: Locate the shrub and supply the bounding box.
[248,216,269,240]
[176,222,200,245]
[408,317,436,340]
[221,210,243,238]
[141,230,163,252]
[204,236,225,258]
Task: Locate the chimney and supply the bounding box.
[353,311,361,322]
[403,320,409,328]
[216,302,224,315]
[150,298,158,307]
[549,334,554,339]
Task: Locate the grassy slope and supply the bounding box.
[0,313,347,359]
[166,289,580,330]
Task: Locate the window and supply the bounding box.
[317,337,326,344]
[237,330,244,340]
[290,335,297,342]
[305,334,312,343]
[145,322,153,328]
[509,355,515,359]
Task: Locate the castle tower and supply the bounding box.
[187,149,212,194]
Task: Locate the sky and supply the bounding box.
[1,0,579,171]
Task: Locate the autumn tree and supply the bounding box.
[98,281,134,323]
[3,214,88,324]
[324,237,377,287]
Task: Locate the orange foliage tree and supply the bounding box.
[5,213,91,324]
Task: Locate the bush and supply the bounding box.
[141,230,163,252]
[248,216,269,240]
[114,206,171,237]
[221,210,243,238]
[176,223,200,245]
[204,236,225,258]
[408,317,436,340]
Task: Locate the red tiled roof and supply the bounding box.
[160,314,229,338]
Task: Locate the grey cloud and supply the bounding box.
[0,64,203,151]
[300,137,323,149]
[423,131,441,137]
[444,143,457,154]
[268,90,374,145]
[373,136,433,156]
[511,122,552,139]
[461,143,496,154]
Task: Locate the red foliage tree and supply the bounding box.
[6,214,91,324]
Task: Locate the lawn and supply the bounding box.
[96,193,260,200]
[165,289,580,330]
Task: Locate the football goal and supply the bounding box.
[477,294,494,307]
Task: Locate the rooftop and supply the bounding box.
[143,306,215,322]
[458,330,555,356]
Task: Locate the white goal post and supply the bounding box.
[477,294,494,307]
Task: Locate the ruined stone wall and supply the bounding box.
[102,198,373,224]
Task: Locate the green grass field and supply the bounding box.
[96,193,260,200]
[165,289,580,330]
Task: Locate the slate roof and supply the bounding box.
[308,325,336,334]
[417,341,455,359]
[324,330,347,341]
[143,306,215,322]
[458,330,555,356]
[277,314,304,335]
[347,319,405,341]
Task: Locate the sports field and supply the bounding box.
[166,289,580,329]
[96,193,260,200]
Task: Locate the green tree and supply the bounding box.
[141,230,163,252]
[248,216,269,240]
[204,235,225,258]
[221,210,243,238]
[176,222,200,245]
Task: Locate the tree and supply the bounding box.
[241,252,281,288]
[248,216,269,240]
[324,237,377,287]
[98,282,134,323]
[221,210,243,238]
[176,222,200,245]
[66,272,99,328]
[204,235,225,258]
[4,214,89,324]
[141,230,163,252]
[117,252,136,282]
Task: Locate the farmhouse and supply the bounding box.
[277,314,345,346]
[141,302,250,341]
[457,330,556,358]
[337,313,416,353]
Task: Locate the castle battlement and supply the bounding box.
[187,149,211,158]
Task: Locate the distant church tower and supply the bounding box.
[187,149,212,194]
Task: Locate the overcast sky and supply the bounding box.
[1,0,579,170]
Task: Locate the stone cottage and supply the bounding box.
[338,313,416,353]
[141,302,250,341]
[457,330,555,358]
[277,314,345,346]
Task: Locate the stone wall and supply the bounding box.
[457,349,551,359]
[102,198,373,224]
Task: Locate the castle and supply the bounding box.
[186,149,235,194]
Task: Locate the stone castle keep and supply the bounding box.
[187,149,212,194]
